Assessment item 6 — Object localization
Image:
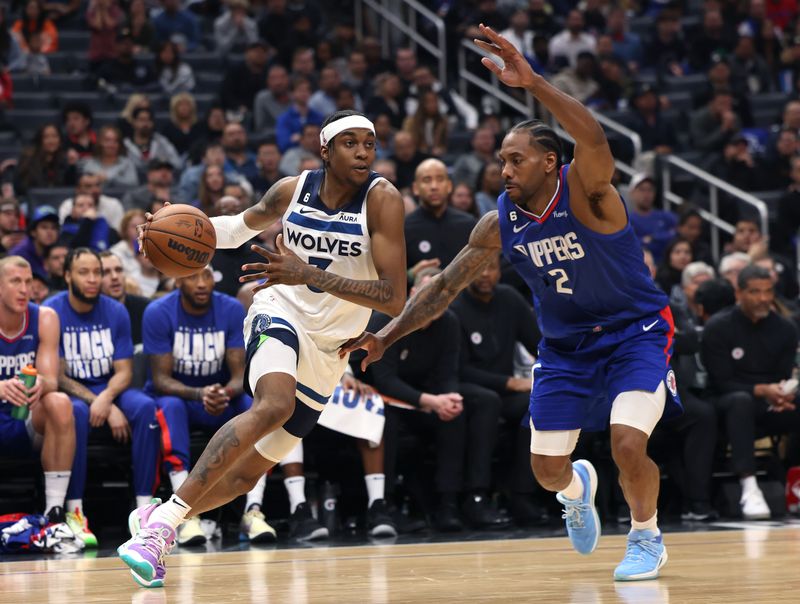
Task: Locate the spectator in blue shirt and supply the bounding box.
[605,6,642,70]
[275,76,324,152]
[152,0,201,52]
[9,206,60,279]
[628,173,677,263]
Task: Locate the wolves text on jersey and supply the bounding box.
[514,231,586,268]
[286,228,363,257]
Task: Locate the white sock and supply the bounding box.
[631,512,659,533]
[284,476,306,514]
[559,469,584,500]
[65,498,83,514]
[364,473,385,507]
[170,470,189,492]
[136,495,153,508]
[246,475,267,512]
[740,475,758,495]
[149,494,191,529]
[44,471,70,514]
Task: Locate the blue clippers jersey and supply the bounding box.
[0,303,39,381]
[497,164,668,340]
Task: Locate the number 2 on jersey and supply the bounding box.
[547,268,573,294]
[307,256,333,292]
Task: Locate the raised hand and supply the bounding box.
[473,23,538,90]
[239,234,310,294]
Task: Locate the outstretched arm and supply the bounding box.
[475,24,624,230]
[340,212,502,369]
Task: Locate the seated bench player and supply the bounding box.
[143,265,276,545]
[43,248,161,548]
[0,256,76,525]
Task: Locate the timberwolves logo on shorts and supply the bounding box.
[665,369,678,397]
[251,314,272,341]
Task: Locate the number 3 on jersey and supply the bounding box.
[307,256,332,293]
[548,268,573,294]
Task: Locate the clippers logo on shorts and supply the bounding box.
[167,238,211,264]
[172,326,226,377]
[665,369,678,397]
[62,325,114,380]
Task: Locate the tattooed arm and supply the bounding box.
[339,212,502,369]
[57,358,100,403]
[240,179,408,316]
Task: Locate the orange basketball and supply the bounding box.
[142,204,216,278]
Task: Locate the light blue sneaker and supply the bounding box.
[555,459,600,555]
[614,529,668,581]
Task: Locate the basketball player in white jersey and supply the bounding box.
[119,110,408,588]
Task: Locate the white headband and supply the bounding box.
[319,115,375,146]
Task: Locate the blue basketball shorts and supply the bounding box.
[529,307,683,432]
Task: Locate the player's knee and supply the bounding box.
[531,454,570,489]
[611,430,648,468]
[43,392,74,431]
[132,395,158,422]
[251,395,295,430]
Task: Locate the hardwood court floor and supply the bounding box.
[0,527,798,603]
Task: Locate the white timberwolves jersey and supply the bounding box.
[252,169,383,346]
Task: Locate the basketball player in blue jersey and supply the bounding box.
[119,110,408,588]
[342,25,681,582]
[0,256,76,524]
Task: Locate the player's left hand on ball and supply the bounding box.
[240,235,309,293]
[137,201,171,258]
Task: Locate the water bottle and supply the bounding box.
[11,365,37,421]
[320,481,339,536]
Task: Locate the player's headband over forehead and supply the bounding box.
[319,115,375,146]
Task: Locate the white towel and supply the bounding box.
[318,385,385,447]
